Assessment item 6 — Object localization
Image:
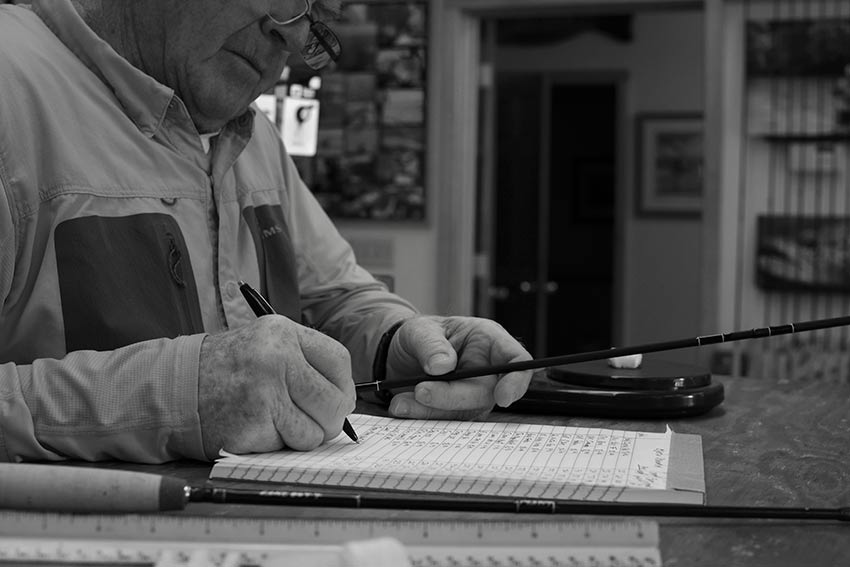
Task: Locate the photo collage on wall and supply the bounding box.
[288,2,427,221]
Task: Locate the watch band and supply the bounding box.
[370,320,406,403]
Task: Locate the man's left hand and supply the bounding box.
[384,316,533,420]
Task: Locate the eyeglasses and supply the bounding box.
[266,0,341,70]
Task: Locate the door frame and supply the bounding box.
[433,0,722,343]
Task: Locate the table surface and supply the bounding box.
[63,376,850,566]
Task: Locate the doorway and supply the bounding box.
[480,73,620,358]
[440,3,709,366]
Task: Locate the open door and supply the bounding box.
[479,72,619,357]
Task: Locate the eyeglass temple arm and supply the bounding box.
[304,14,340,61]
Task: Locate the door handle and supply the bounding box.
[488,285,510,300]
[489,282,551,299]
[519,281,536,294]
[519,281,558,294]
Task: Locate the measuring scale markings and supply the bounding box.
[0,512,661,567]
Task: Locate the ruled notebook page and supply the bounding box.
[211,414,703,503]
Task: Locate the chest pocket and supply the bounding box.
[55,213,204,352]
[242,204,301,322]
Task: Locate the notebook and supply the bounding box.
[210,414,704,504]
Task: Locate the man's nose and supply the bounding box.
[261,15,309,50]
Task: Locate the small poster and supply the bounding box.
[281,97,320,157]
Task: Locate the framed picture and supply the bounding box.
[756,215,850,292]
[286,1,428,222]
[635,113,703,217]
[746,19,850,77]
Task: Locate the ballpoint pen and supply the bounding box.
[238,280,359,443]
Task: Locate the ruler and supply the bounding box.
[0,512,662,566]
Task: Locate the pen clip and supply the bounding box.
[238,280,276,316]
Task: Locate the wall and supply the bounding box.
[337,224,437,313]
[495,10,706,363]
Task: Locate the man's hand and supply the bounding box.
[384,316,533,420]
[197,315,356,459]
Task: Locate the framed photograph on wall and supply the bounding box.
[746,19,850,77]
[756,215,850,292]
[635,113,704,217]
[285,1,428,222]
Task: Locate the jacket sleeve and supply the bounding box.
[281,156,419,383]
[0,336,207,463]
[0,180,207,464]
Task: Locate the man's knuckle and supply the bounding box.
[324,340,350,364]
[303,427,324,449]
[323,418,345,442]
[331,394,348,418]
[337,344,352,363]
[284,426,321,451]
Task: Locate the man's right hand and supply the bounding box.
[197,315,356,459]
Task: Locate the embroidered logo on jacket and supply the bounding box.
[242,205,301,321]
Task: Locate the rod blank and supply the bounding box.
[191,486,850,522]
[356,315,850,392]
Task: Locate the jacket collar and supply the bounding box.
[31,0,173,137]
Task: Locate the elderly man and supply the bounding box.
[0,0,533,463]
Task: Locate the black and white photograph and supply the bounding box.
[2,1,850,565]
[635,113,704,216]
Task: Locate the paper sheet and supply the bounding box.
[212,415,702,503]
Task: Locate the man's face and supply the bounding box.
[133,0,307,132]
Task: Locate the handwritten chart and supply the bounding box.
[212,415,703,504]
